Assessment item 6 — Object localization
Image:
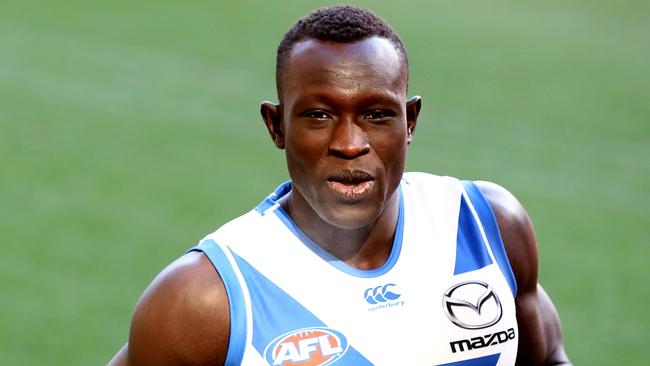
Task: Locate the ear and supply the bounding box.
[260,101,285,149]
[406,95,422,145]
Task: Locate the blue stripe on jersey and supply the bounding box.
[462,181,517,296]
[255,180,405,278]
[230,251,374,365]
[437,353,500,366]
[255,181,292,215]
[272,186,405,278]
[187,240,247,366]
[454,193,493,275]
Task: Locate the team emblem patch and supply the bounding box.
[263,327,348,365]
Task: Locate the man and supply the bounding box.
[110,5,570,365]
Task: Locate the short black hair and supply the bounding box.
[276,5,408,98]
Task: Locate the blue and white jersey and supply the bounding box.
[189,172,519,366]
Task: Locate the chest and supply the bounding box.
[217,181,519,365]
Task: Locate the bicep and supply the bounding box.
[124,252,230,365]
[475,181,570,365]
[515,284,569,365]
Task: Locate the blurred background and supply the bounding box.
[1,0,648,364]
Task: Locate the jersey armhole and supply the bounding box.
[187,240,248,366]
[462,180,518,297]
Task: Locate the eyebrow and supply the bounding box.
[291,91,403,112]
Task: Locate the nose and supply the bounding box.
[328,119,370,159]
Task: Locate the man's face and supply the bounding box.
[264,36,420,230]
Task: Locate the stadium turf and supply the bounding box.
[1,1,648,364]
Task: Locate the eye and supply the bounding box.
[300,110,331,120]
[363,110,394,122]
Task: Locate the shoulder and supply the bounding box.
[473,180,539,291]
[126,251,230,365]
[402,171,453,185]
[474,181,573,364]
[402,172,462,197]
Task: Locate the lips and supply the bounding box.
[326,169,375,201]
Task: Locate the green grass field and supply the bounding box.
[1,0,648,364]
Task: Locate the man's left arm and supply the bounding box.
[476,181,571,365]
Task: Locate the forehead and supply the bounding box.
[281,36,407,103]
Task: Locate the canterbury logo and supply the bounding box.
[364,284,401,304]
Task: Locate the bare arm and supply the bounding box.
[476,181,571,365]
[108,252,230,365]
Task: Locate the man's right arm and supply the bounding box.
[108,251,230,365]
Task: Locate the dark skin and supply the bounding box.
[264,37,416,269]
[109,36,570,365]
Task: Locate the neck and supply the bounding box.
[281,191,400,270]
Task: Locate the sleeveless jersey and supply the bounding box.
[189,172,519,366]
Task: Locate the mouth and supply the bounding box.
[326,169,375,201]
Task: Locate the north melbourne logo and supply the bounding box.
[442,280,502,330]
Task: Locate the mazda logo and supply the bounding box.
[442,280,502,330]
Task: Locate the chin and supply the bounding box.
[317,203,383,230]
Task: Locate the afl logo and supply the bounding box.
[442,280,502,330]
[263,327,348,365]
